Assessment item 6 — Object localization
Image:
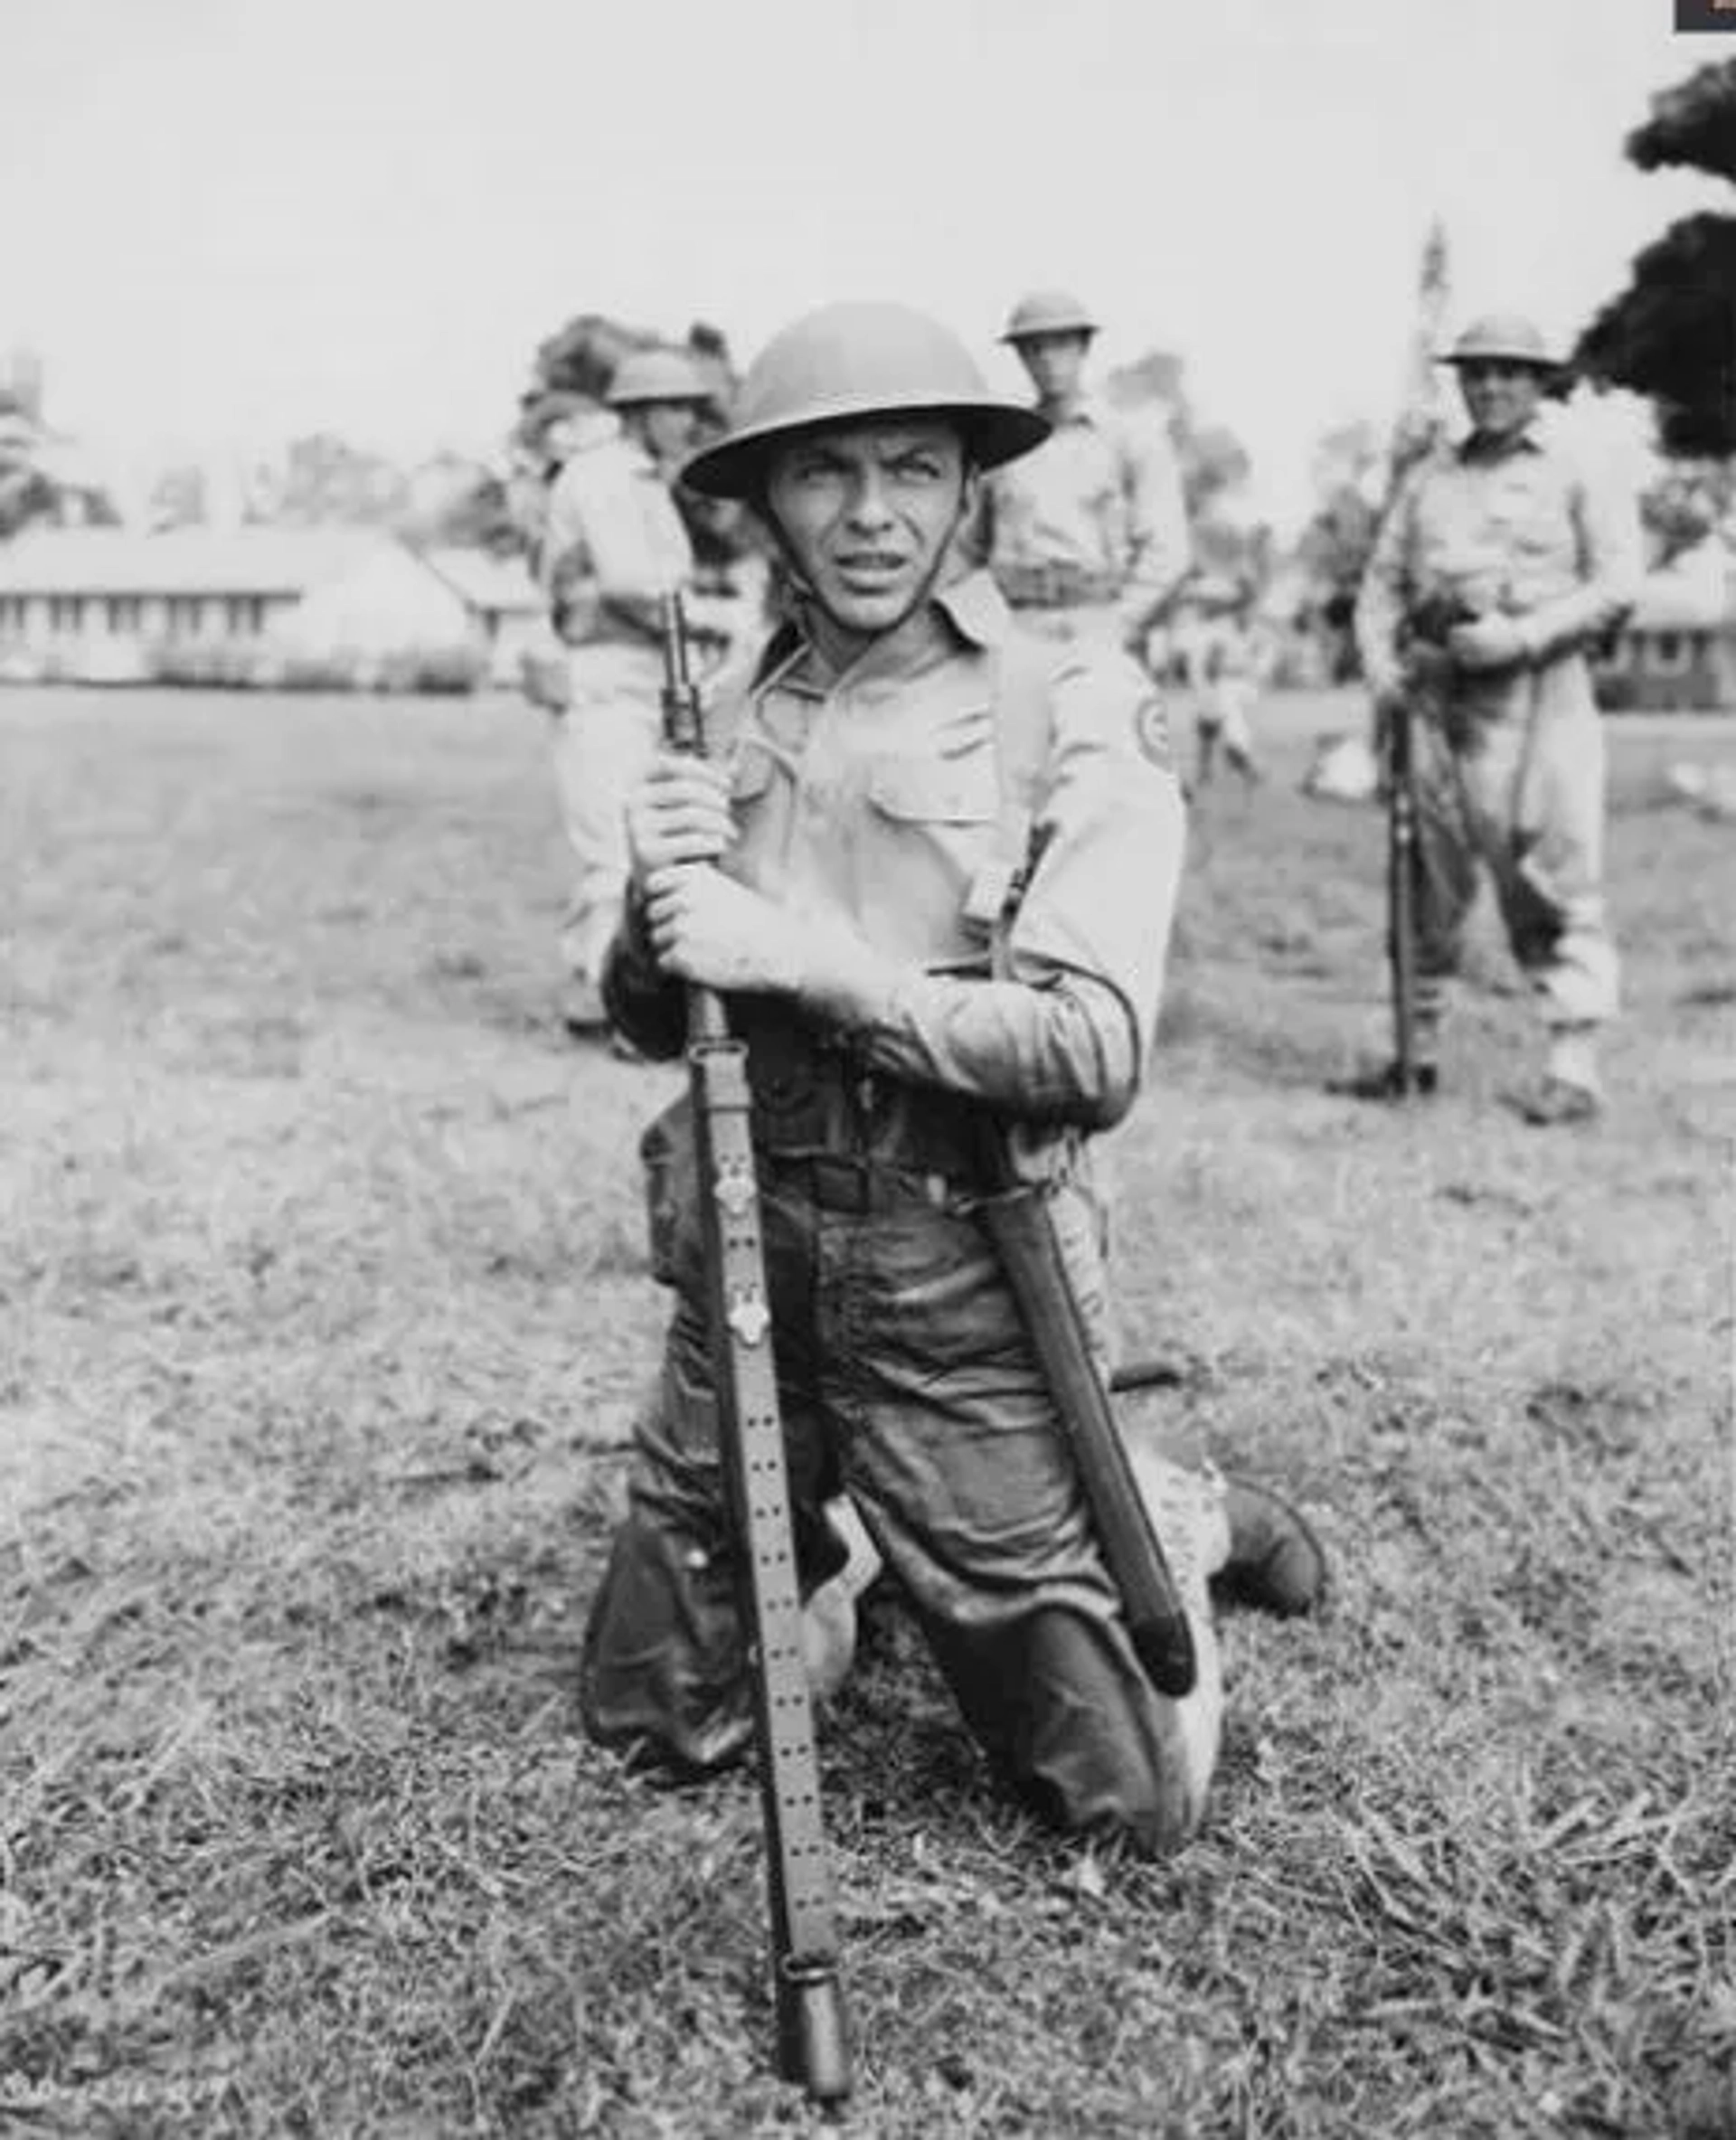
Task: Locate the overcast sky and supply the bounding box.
[2,0,1723,529]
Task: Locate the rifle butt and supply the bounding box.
[778,1956,853,2105]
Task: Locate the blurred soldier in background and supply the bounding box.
[1191,613,1263,790]
[534,349,750,1037]
[1353,314,1643,1123]
[969,289,1191,664]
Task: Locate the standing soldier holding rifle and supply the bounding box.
[580,301,1326,1895]
[1349,314,1643,1121]
[970,289,1192,661]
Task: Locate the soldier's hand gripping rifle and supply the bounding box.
[657,592,852,2107]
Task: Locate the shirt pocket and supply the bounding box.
[863,748,1004,947]
[1486,470,1567,558]
[866,755,999,827]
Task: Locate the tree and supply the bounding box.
[519,312,751,575]
[1104,349,1260,593]
[146,463,209,533]
[1574,60,1736,458]
[1104,350,1251,521]
[1288,420,1385,678]
[0,460,57,540]
[1639,459,1736,565]
[399,453,524,556]
[0,397,120,537]
[524,313,737,425]
[269,433,409,528]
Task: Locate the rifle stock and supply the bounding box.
[656,594,851,2106]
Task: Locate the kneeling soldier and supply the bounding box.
[580,301,1325,1856]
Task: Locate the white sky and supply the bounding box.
[2,0,1724,530]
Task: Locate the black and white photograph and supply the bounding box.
[2,1,1731,2132]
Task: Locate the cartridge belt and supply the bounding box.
[995,561,1124,609]
[756,1150,967,1215]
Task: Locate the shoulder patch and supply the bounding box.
[1134,692,1175,770]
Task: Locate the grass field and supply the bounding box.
[2,683,1731,2139]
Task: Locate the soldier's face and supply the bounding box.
[1457,361,1546,442]
[763,420,973,638]
[1014,331,1091,402]
[638,400,702,464]
[538,415,582,467]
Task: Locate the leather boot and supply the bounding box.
[1212,1478,1330,1618]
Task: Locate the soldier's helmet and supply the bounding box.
[1440,314,1561,372]
[606,348,715,410]
[999,288,1100,344]
[680,300,1049,502]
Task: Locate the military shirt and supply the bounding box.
[1356,421,1643,702]
[976,396,1191,646]
[542,422,695,648]
[610,570,1186,1136]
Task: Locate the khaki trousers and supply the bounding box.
[547,644,663,991]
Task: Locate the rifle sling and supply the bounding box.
[690,1032,842,1981]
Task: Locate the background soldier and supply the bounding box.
[1353,313,1643,1122]
[537,350,739,1036]
[580,301,1325,1858]
[970,288,1192,662]
[1192,613,1264,790]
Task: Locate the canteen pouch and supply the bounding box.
[638,1094,696,1288]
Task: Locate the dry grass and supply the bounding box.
[1,684,1731,2138]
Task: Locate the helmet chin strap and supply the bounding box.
[754,467,978,650]
[773,511,973,674]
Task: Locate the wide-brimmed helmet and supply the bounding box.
[606,348,715,410]
[681,301,1049,501]
[999,288,1100,344]
[1440,314,1561,372]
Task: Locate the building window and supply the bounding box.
[1648,631,1690,674]
[107,596,144,633]
[224,595,267,636]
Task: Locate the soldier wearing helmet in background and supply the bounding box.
[968,289,1192,665]
[1353,313,1643,1124]
[579,300,1326,1859]
[536,349,750,1036]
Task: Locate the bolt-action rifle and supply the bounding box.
[656,592,852,2107]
